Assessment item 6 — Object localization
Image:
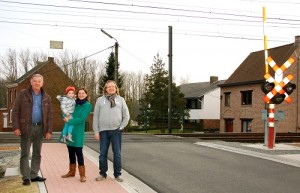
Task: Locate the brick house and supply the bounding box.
[0,57,93,132]
[179,76,226,131]
[219,36,300,133]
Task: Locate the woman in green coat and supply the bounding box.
[60,88,92,182]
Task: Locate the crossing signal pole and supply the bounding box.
[261,7,296,149]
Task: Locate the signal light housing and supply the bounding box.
[270,93,285,104]
[261,82,275,94]
[283,82,296,95]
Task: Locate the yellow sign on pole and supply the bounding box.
[263,7,268,73]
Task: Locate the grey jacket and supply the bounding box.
[93,95,130,133]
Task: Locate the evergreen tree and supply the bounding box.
[138,54,188,132]
[99,52,123,95]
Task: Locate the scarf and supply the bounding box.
[106,94,116,108]
[76,98,87,106]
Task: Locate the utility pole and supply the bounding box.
[168,26,173,133]
[101,29,119,85]
[114,42,119,85]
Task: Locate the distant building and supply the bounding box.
[179,76,225,132]
[219,36,300,133]
[0,57,92,132]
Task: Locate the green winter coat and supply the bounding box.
[59,101,92,147]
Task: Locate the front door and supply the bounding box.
[225,119,233,132]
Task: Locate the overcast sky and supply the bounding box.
[1,0,300,84]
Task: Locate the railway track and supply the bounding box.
[155,132,300,143]
[0,132,96,143]
[1,132,300,143]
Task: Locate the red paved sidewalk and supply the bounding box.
[40,143,129,193]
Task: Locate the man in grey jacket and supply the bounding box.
[93,80,130,182]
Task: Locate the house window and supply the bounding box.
[224,92,231,106]
[241,90,252,105]
[10,109,12,123]
[10,90,13,103]
[186,96,203,109]
[241,119,252,132]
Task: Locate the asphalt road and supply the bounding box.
[86,134,300,193]
[2,132,300,193]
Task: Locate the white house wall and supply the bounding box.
[189,88,220,120]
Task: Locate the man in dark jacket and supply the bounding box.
[12,74,53,186]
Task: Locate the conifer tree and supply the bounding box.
[99,52,123,95]
[138,54,188,132]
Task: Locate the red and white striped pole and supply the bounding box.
[268,104,275,148]
[263,7,275,149]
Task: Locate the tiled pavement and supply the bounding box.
[40,143,155,193]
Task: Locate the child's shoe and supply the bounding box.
[60,136,67,143]
[66,134,74,142]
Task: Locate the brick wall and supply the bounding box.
[203,119,220,130]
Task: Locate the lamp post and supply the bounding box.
[101,29,119,85]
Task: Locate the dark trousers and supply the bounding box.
[20,125,43,180]
[67,146,84,166]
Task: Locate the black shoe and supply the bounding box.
[31,176,46,182]
[23,179,30,185]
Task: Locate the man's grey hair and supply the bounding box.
[31,74,44,82]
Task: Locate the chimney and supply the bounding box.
[210,76,218,83]
[294,36,300,47]
[48,57,54,63]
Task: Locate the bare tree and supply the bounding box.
[18,48,31,74]
[123,71,146,121]
[69,53,80,86]
[57,50,105,106]
[0,48,18,82]
[179,74,190,85]
[31,50,47,66]
[87,60,105,106]
[0,47,148,118]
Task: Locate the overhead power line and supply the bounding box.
[0,19,289,43]
[0,0,296,46]
[1,0,300,24]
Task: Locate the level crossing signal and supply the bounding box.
[261,57,296,104]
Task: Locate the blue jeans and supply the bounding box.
[99,128,122,178]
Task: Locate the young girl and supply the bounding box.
[57,86,76,143]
